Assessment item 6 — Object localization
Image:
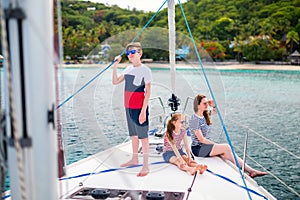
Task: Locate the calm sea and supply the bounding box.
[1,65,300,199]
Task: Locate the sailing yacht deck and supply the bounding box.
[59,136,276,200]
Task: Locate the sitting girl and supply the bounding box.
[189,94,267,178]
[162,113,207,175]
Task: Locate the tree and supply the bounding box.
[211,17,235,41]
[200,40,226,61]
[286,30,299,53]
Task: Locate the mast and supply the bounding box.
[167,0,181,113]
[168,0,176,94]
[1,0,58,199]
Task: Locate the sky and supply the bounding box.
[90,0,188,12]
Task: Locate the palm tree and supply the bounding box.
[286,30,299,53]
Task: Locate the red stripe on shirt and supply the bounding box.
[124,91,144,109]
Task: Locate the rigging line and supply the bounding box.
[56,63,112,110]
[130,0,169,45]
[176,1,252,200]
[56,0,168,110]
[229,119,300,160]
[234,146,300,198]
[181,59,225,143]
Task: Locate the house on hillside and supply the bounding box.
[288,50,300,65]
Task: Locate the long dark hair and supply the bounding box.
[193,94,212,125]
[166,113,181,144]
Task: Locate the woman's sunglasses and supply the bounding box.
[126,49,140,56]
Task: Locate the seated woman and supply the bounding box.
[162,113,207,175]
[189,94,268,178]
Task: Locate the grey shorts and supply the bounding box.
[191,144,213,157]
[125,108,149,139]
[162,149,186,162]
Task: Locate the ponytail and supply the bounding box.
[166,113,181,144]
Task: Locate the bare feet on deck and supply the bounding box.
[120,159,139,167]
[137,167,149,177]
[189,167,197,176]
[196,164,208,174]
[248,170,268,178]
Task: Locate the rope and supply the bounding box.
[0,112,6,194]
[56,0,169,110]
[176,0,252,199]
[0,3,27,200]
[0,67,5,193]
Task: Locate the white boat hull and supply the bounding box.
[58,136,276,200]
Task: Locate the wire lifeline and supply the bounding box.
[56,0,169,110]
[235,144,300,198]
[176,0,253,199]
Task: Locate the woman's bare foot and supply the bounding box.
[196,164,207,174]
[137,167,149,177]
[120,159,139,167]
[248,170,268,178]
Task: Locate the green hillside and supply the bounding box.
[2,0,299,62]
[60,0,299,62]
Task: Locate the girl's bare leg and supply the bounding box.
[210,143,267,178]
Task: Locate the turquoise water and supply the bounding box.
[58,66,300,199]
[1,66,300,199]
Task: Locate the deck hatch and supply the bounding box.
[68,187,185,199]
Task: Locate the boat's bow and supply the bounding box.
[59,135,276,200]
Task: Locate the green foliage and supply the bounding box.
[200,41,226,60]
[57,0,299,62]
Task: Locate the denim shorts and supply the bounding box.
[162,149,186,162]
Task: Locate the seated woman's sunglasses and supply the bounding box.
[126,49,140,56]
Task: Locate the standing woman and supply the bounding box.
[189,94,267,178]
[162,113,207,175]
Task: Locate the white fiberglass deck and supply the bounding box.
[59,136,276,200]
